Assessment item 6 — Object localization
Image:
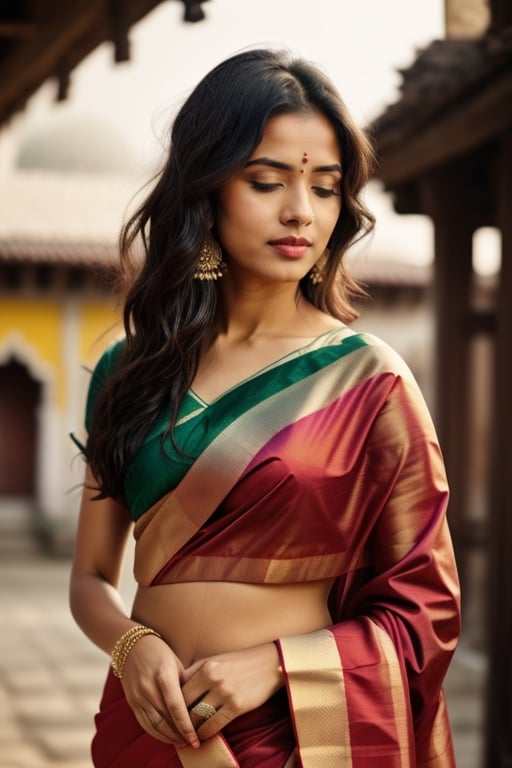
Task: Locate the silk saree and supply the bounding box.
[86,327,460,768]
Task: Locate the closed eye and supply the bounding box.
[312,187,340,198]
[250,181,283,192]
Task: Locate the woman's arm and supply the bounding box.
[69,465,200,749]
[69,465,135,651]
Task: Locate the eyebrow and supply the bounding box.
[245,157,342,174]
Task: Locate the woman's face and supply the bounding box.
[215,111,342,288]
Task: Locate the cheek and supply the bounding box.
[325,201,342,233]
[218,195,268,237]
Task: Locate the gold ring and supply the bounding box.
[191,701,217,720]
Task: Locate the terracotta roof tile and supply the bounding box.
[0,237,118,266]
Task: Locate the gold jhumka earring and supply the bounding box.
[309,249,329,284]
[193,233,226,280]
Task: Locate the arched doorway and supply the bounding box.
[0,359,41,497]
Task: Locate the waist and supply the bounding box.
[131,579,333,665]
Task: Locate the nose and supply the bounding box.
[280,185,314,227]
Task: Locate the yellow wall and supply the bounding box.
[0,296,119,408]
[0,297,60,366]
[80,301,122,365]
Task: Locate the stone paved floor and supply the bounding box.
[0,553,486,768]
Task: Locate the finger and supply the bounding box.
[181,678,210,712]
[135,706,181,745]
[181,659,202,684]
[195,705,232,741]
[157,676,200,748]
[127,685,192,747]
[181,661,216,708]
[189,700,218,730]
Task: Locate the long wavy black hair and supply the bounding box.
[87,48,376,499]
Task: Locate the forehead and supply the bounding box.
[250,112,341,161]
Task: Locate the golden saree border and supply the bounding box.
[176,735,238,768]
[155,550,369,585]
[283,751,298,768]
[373,623,412,768]
[278,628,352,768]
[133,338,406,586]
[176,734,297,768]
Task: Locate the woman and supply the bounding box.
[70,48,460,767]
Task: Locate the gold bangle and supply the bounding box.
[111,625,162,679]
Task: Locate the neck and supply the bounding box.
[217,280,308,340]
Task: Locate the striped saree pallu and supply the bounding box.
[91,328,460,767]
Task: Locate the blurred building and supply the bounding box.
[0,0,215,556]
[0,116,130,553]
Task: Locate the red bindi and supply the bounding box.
[302,153,309,164]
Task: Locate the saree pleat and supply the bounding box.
[92,672,295,768]
[87,329,460,767]
[92,673,177,768]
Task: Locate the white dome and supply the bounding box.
[16,114,138,174]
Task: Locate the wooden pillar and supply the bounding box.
[420,165,476,593]
[485,130,512,768]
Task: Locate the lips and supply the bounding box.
[269,237,312,246]
[268,236,312,259]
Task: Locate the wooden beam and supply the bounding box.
[0,22,36,39]
[375,70,512,187]
[110,0,131,62]
[0,0,104,119]
[0,0,165,126]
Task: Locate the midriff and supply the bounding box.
[131,579,333,666]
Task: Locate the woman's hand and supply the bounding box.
[181,642,284,740]
[120,634,200,749]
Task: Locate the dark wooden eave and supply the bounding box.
[370,31,512,190]
[0,0,210,128]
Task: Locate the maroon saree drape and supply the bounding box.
[89,328,460,767]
